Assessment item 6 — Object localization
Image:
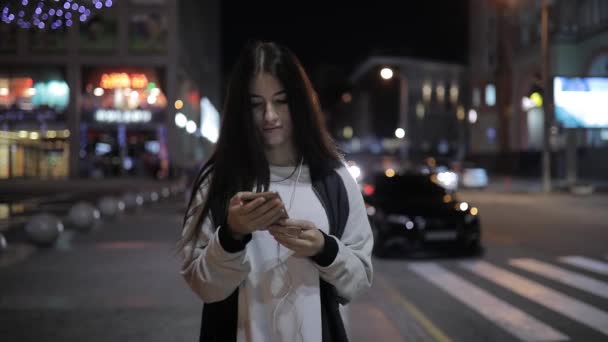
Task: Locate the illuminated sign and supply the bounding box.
[554,77,608,128]
[95,109,152,123]
[200,97,219,143]
[99,73,149,89]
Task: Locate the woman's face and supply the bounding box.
[250,72,293,149]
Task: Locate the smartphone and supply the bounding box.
[242,191,280,202]
[242,191,289,219]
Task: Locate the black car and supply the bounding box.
[362,171,482,256]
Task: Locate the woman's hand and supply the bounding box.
[226,192,286,240]
[269,219,325,257]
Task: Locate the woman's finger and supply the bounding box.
[267,208,288,227]
[240,197,266,214]
[251,198,283,218]
[281,219,314,230]
[272,232,300,249]
[249,204,284,228]
[272,229,310,247]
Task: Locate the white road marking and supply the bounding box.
[511,258,608,299]
[559,256,608,276]
[461,260,608,336]
[409,262,568,341]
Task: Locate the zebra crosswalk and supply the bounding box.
[559,256,608,276]
[404,255,608,341]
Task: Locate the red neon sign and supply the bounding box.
[100,73,149,89]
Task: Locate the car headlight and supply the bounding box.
[436,171,459,191]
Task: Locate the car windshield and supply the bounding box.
[373,174,446,199]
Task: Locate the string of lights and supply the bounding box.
[1,0,113,30]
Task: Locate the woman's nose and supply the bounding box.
[264,103,279,122]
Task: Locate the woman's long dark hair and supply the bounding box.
[178,41,343,253]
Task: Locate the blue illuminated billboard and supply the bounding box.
[554,77,608,128]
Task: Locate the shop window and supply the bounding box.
[0,143,8,179]
[0,76,69,112]
[82,68,167,124]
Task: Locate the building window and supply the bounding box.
[485,84,496,107]
[129,12,168,53]
[436,83,445,103]
[488,54,496,68]
[79,10,118,53]
[520,25,530,45]
[472,87,481,107]
[422,82,432,103]
[30,26,67,53]
[449,84,459,104]
[0,25,17,53]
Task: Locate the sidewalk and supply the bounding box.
[471,176,608,195]
[0,177,185,202]
[0,177,187,238]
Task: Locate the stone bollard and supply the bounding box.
[25,213,64,247]
[97,196,125,219]
[122,192,144,212]
[67,202,101,232]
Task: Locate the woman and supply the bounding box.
[179,40,373,342]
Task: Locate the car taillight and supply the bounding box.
[363,183,375,196]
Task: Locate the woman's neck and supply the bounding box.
[265,142,298,166]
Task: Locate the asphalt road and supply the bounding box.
[1,189,607,341]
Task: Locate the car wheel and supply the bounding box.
[462,238,483,256]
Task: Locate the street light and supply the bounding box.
[540,0,552,193]
[468,109,478,124]
[186,120,197,134]
[378,66,409,162]
[495,0,552,192]
[175,112,187,128]
[395,128,405,139]
[380,67,394,80]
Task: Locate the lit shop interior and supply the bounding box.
[80,68,169,179]
[0,71,70,180]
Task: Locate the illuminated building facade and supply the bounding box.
[0,0,221,179]
[343,56,468,169]
[469,0,608,179]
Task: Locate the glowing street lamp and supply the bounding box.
[380,67,394,80]
[395,128,405,139]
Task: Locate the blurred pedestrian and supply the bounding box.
[178,41,373,342]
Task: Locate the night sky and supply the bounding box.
[221,1,469,71]
[220,1,469,104]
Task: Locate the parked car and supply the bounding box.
[460,167,489,189]
[362,171,482,256]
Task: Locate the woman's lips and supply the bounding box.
[264,126,282,132]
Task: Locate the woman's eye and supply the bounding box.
[275,98,288,104]
[251,102,263,108]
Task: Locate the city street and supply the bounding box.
[2,1,608,341]
[1,187,607,341]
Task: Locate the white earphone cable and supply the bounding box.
[272,156,304,339]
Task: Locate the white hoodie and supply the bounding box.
[180,164,374,342]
